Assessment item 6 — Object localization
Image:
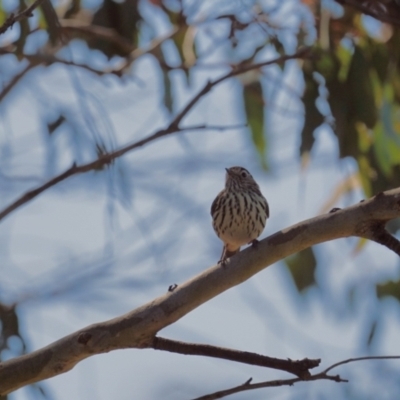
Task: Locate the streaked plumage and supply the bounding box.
[211,166,269,264]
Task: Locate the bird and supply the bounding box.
[211,166,269,264]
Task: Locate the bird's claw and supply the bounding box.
[250,239,259,248]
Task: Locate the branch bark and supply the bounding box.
[1,188,400,394]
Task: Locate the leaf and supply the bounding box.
[326,75,359,159]
[300,73,324,156]
[366,320,377,348]
[370,42,390,84]
[47,115,65,135]
[351,237,368,257]
[376,280,400,303]
[357,156,373,197]
[285,247,317,293]
[0,3,6,25]
[162,69,173,114]
[373,121,392,177]
[64,0,81,19]
[91,0,141,57]
[243,80,267,169]
[335,42,352,82]
[347,46,378,129]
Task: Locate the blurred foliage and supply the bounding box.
[285,247,317,292]
[301,6,400,198]
[377,279,400,302]
[243,79,268,169]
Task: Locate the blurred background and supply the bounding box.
[1,0,400,398]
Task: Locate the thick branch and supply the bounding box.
[1,189,400,394]
[153,337,318,378]
[0,48,311,223]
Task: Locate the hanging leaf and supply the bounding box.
[47,115,65,135]
[162,69,173,114]
[357,156,373,197]
[300,73,324,156]
[366,319,378,348]
[326,76,359,159]
[64,0,81,19]
[285,247,317,293]
[370,41,390,84]
[243,80,267,169]
[347,46,378,129]
[91,0,141,57]
[351,237,368,257]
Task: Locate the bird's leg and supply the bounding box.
[218,246,228,267]
[218,246,239,267]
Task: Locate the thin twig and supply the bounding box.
[192,373,345,400]
[153,337,319,378]
[0,63,36,103]
[194,355,400,400]
[323,355,400,374]
[0,0,46,35]
[0,49,311,222]
[0,124,240,221]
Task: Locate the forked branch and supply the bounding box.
[193,356,400,400]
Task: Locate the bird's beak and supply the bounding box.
[225,167,232,176]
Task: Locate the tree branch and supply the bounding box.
[1,188,400,394]
[334,0,400,27]
[0,63,36,103]
[192,373,346,400]
[0,49,311,223]
[323,355,400,374]
[0,124,239,222]
[194,355,400,399]
[152,337,318,378]
[0,0,46,35]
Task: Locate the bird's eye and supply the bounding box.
[241,171,248,178]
